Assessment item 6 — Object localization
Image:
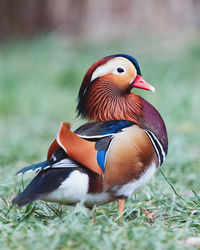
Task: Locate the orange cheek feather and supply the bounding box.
[106,74,132,91]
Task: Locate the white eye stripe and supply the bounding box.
[91,57,132,82]
[91,61,122,82]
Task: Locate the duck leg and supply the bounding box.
[117,199,125,215]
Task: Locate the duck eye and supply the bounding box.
[117,67,124,73]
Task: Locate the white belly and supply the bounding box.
[112,162,157,198]
[44,170,89,204]
[43,170,112,205]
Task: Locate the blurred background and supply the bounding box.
[0,1,200,249]
[0,0,200,40]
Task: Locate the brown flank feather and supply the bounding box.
[104,125,158,189]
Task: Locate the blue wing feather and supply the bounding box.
[97,150,107,172]
[75,120,134,137]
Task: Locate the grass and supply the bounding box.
[0,34,200,250]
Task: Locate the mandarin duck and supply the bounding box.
[12,54,168,214]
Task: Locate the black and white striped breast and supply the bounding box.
[144,130,166,166]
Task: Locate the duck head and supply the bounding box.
[77,54,155,121]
